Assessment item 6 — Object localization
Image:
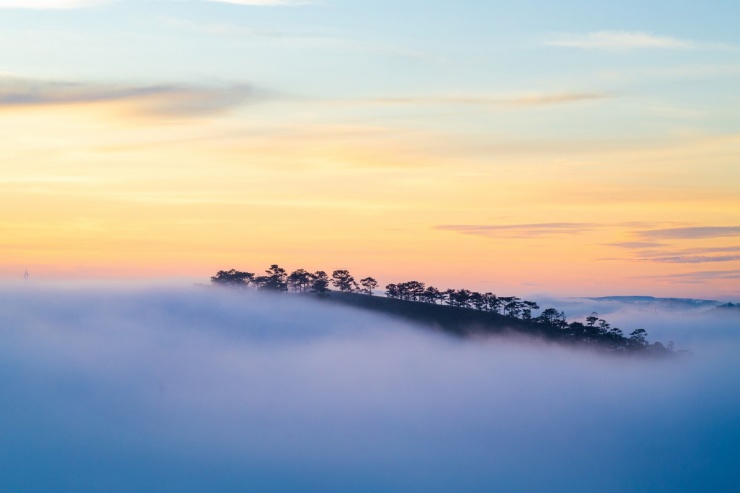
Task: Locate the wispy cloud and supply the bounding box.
[636,226,740,240]
[640,246,740,257]
[606,244,740,265]
[639,269,740,282]
[349,92,611,109]
[635,245,740,264]
[435,223,598,238]
[505,93,610,107]
[606,241,666,249]
[206,0,312,5]
[547,31,696,50]
[161,17,312,39]
[644,255,740,264]
[692,246,740,256]
[0,77,253,117]
[0,0,108,8]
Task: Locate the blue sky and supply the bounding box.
[3,0,738,140]
[3,1,738,86]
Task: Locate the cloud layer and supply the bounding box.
[435,223,598,238]
[0,286,739,492]
[636,226,740,240]
[355,92,610,109]
[640,269,740,282]
[0,77,252,117]
[207,0,310,5]
[547,31,695,50]
[0,0,108,8]
[0,0,309,7]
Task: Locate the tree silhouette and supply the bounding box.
[470,292,486,311]
[605,326,626,351]
[211,269,254,287]
[310,271,331,296]
[502,297,522,317]
[256,264,288,292]
[399,281,425,302]
[538,308,561,324]
[568,321,588,339]
[332,270,359,292]
[628,328,648,349]
[553,311,569,329]
[288,269,312,293]
[521,301,539,320]
[422,286,443,304]
[209,265,670,354]
[449,289,472,308]
[359,277,378,295]
[485,293,502,314]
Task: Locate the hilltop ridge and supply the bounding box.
[210,265,677,355]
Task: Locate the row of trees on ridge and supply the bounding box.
[211,266,378,295]
[211,264,663,352]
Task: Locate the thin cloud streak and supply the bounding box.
[436,223,598,238]
[344,92,611,109]
[637,246,740,258]
[638,269,740,282]
[206,0,312,5]
[0,77,253,117]
[637,226,740,240]
[642,255,740,264]
[436,222,677,240]
[0,0,108,8]
[604,244,740,265]
[547,31,695,50]
[606,241,667,249]
[651,246,740,256]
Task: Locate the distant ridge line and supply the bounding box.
[587,296,720,305]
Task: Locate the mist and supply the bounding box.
[1,285,739,492]
[530,294,740,346]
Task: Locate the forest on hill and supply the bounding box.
[211,265,675,355]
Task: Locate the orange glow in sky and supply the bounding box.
[1,2,739,299]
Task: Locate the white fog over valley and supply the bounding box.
[0,285,738,492]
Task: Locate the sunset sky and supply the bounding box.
[1,0,739,298]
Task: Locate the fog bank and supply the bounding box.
[0,286,738,492]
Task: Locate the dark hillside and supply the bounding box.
[319,292,568,342]
[715,302,740,314]
[211,265,675,355]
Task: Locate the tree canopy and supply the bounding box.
[210,264,672,355]
[211,269,254,287]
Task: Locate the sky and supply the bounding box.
[1,0,739,298]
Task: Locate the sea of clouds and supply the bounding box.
[0,284,738,492]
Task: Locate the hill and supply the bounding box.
[209,265,675,355]
[321,291,543,337]
[316,292,670,355]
